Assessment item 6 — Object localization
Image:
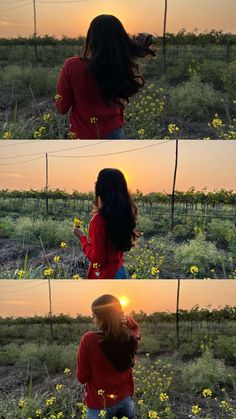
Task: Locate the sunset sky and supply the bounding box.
[0,0,235,38]
[0,280,235,317]
[0,140,235,193]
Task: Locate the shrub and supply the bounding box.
[223,61,236,97]
[174,233,227,277]
[0,217,15,238]
[168,75,219,121]
[181,350,232,392]
[206,219,236,249]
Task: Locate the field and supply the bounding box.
[0,31,236,140]
[0,189,236,279]
[0,308,236,418]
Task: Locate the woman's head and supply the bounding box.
[92,294,124,340]
[95,168,138,251]
[92,294,138,371]
[84,14,154,105]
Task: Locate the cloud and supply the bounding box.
[0,21,10,26]
[1,300,28,306]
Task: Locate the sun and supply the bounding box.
[119,296,130,308]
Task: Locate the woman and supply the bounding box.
[73,168,139,279]
[76,294,140,418]
[56,14,155,139]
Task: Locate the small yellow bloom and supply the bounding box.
[45,396,56,406]
[151,267,160,276]
[17,269,26,278]
[2,131,12,139]
[90,116,98,124]
[191,405,201,415]
[18,398,26,409]
[93,263,100,269]
[68,131,77,139]
[42,113,52,123]
[35,410,42,417]
[72,274,82,280]
[137,128,145,137]
[43,268,54,277]
[168,123,180,134]
[73,218,83,228]
[131,273,137,279]
[190,265,199,274]
[137,400,144,406]
[64,367,71,375]
[55,94,62,101]
[56,384,64,391]
[148,411,160,419]
[97,389,105,396]
[98,410,106,417]
[202,388,212,398]
[57,413,63,419]
[60,241,68,249]
[53,256,60,263]
[159,392,169,402]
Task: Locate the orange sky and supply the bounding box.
[0,140,235,193]
[0,280,235,317]
[0,0,235,38]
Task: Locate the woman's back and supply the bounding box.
[56,57,124,139]
[77,331,134,409]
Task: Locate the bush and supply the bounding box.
[174,233,227,277]
[181,350,232,392]
[223,60,236,97]
[14,217,75,247]
[206,219,236,249]
[199,60,227,89]
[0,217,15,238]
[168,75,219,121]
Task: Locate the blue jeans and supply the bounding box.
[87,396,135,419]
[114,265,129,279]
[104,126,125,139]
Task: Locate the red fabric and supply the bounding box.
[56,57,124,139]
[79,213,124,279]
[76,316,140,409]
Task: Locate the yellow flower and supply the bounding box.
[148,411,160,419]
[151,267,159,276]
[64,367,71,375]
[131,273,137,279]
[202,388,212,398]
[137,400,144,406]
[168,123,180,134]
[90,116,98,124]
[159,392,169,402]
[17,269,26,278]
[18,398,26,409]
[97,389,105,396]
[57,413,63,419]
[56,384,64,391]
[72,274,82,280]
[45,396,56,406]
[43,268,54,277]
[55,94,62,101]
[73,218,83,228]
[33,126,46,139]
[2,131,12,139]
[137,128,145,137]
[212,114,224,129]
[53,256,60,263]
[68,131,77,139]
[60,241,68,249]
[35,410,42,417]
[98,410,106,417]
[42,113,52,123]
[191,405,201,415]
[190,265,199,274]
[93,263,100,269]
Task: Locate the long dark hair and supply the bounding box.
[95,168,138,251]
[92,294,138,371]
[84,14,155,105]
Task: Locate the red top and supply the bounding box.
[55,57,124,139]
[76,316,140,408]
[79,213,124,279]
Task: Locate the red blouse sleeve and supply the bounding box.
[55,59,73,114]
[79,214,107,268]
[76,334,91,384]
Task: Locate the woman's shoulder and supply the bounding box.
[91,212,106,224]
[63,56,88,69]
[81,331,101,343]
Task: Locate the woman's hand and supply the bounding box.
[73,227,85,238]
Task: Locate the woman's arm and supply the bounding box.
[55,60,73,114]
[125,315,140,338]
[76,334,91,384]
[74,215,107,268]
